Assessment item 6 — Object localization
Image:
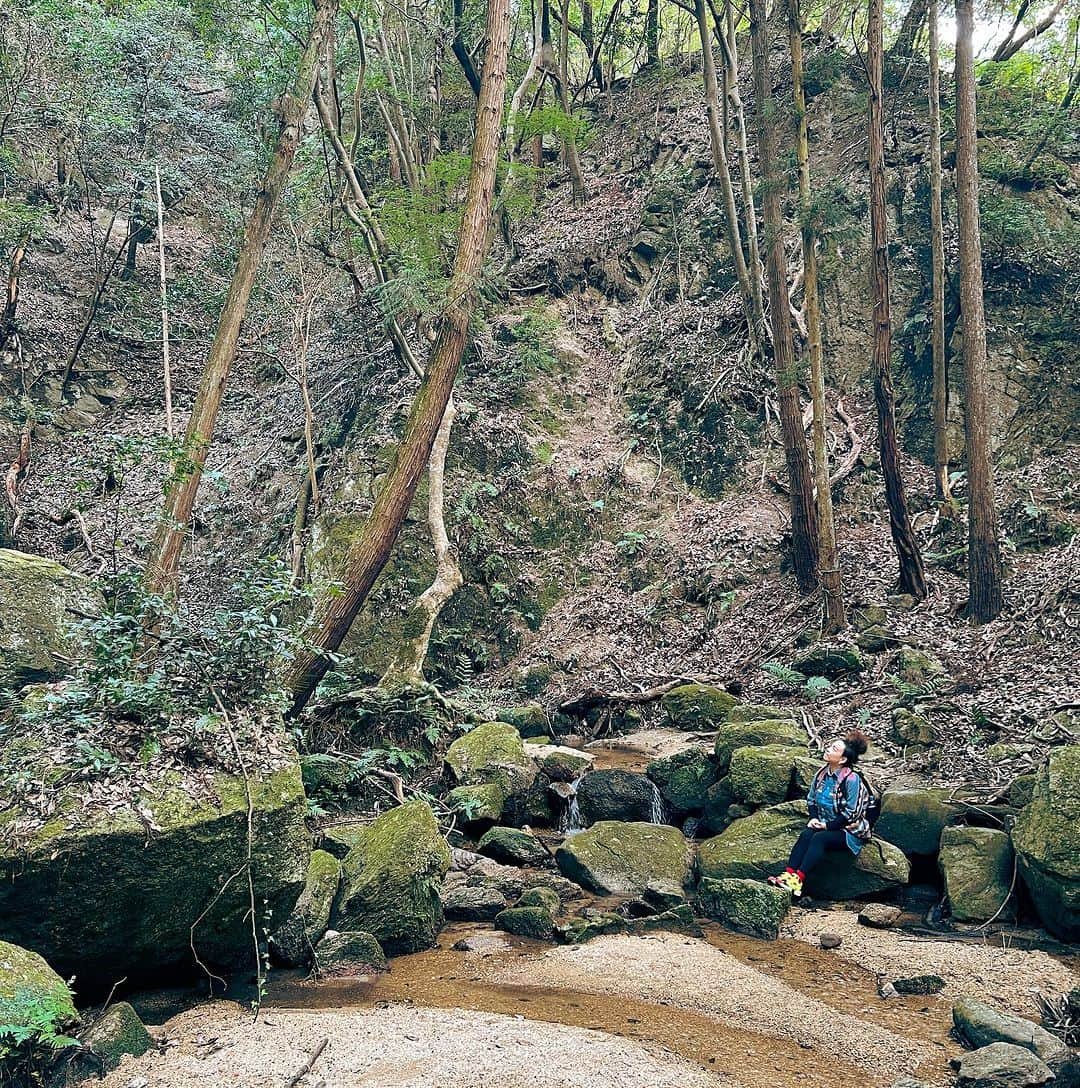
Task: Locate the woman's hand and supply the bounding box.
[808,818,826,830]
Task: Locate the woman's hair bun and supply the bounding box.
[844,729,869,756]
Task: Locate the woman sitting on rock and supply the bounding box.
[767,730,873,898]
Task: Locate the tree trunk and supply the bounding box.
[556,0,586,203]
[749,0,819,594]
[287,0,511,712]
[887,0,929,60]
[579,0,606,90]
[144,0,337,599]
[991,0,1066,63]
[955,0,1004,622]
[452,0,483,97]
[789,0,843,630]
[928,0,949,501]
[645,0,660,68]
[867,0,927,599]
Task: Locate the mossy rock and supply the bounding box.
[335,799,450,955]
[534,747,593,782]
[855,625,899,653]
[660,684,739,730]
[446,783,506,828]
[714,718,805,773]
[698,877,791,940]
[300,753,354,796]
[875,787,957,856]
[0,549,102,690]
[727,704,794,724]
[697,801,910,899]
[728,745,803,806]
[495,905,555,940]
[891,708,937,748]
[576,769,662,824]
[699,777,736,837]
[792,645,864,679]
[894,647,947,687]
[556,821,692,897]
[646,747,717,815]
[441,883,506,921]
[444,721,529,786]
[320,822,367,860]
[1008,774,1036,808]
[269,850,341,966]
[314,930,388,976]
[516,886,560,914]
[1012,746,1080,940]
[0,940,76,1043]
[76,1002,153,1075]
[852,604,888,630]
[476,826,548,866]
[939,826,1016,923]
[496,704,549,738]
[0,753,308,984]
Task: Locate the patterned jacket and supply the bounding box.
[807,765,873,853]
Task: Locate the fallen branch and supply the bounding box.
[557,676,698,716]
[285,1037,329,1088]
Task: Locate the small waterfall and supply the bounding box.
[647,780,668,825]
[554,778,586,833]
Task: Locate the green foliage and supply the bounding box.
[515,104,590,148]
[0,986,78,1086]
[803,48,847,97]
[760,661,832,701]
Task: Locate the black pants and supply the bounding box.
[788,827,847,875]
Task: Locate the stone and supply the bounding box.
[698,877,791,940]
[516,886,561,914]
[892,708,937,748]
[819,933,843,949]
[646,747,718,814]
[1012,746,1080,939]
[727,704,795,724]
[476,826,548,866]
[444,721,530,786]
[855,625,899,653]
[269,850,341,966]
[335,799,450,955]
[852,604,888,630]
[555,904,700,944]
[697,801,910,899]
[75,1002,153,1075]
[727,745,802,806]
[576,770,663,825]
[875,787,957,856]
[792,645,864,679]
[495,906,555,940]
[955,1043,1053,1088]
[0,753,308,983]
[533,746,593,782]
[299,753,353,796]
[314,930,387,976]
[320,822,367,859]
[556,821,693,897]
[858,903,902,928]
[446,783,506,827]
[441,884,507,921]
[953,997,1070,1065]
[0,549,102,690]
[699,778,736,836]
[714,718,806,773]
[0,941,76,1045]
[496,704,549,738]
[887,594,919,610]
[661,683,739,730]
[893,974,945,995]
[1007,775,1036,808]
[894,647,947,687]
[451,932,515,954]
[939,826,1016,923]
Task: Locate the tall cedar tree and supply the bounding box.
[788,0,844,629]
[144,0,337,598]
[955,0,1004,620]
[867,0,927,598]
[749,0,819,593]
[287,0,512,712]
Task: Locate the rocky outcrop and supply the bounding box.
[713,718,805,773]
[335,799,450,955]
[0,755,308,983]
[875,787,957,856]
[646,747,717,815]
[661,683,739,729]
[270,850,341,966]
[952,997,1069,1066]
[698,877,790,940]
[556,821,693,897]
[939,827,1016,923]
[727,745,802,806]
[576,770,662,824]
[1012,746,1080,939]
[0,549,102,690]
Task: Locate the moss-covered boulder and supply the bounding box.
[699,778,736,837]
[577,769,663,825]
[496,704,549,738]
[270,850,341,966]
[477,826,548,866]
[314,930,388,976]
[714,718,805,773]
[646,747,717,815]
[440,883,506,921]
[335,799,450,955]
[792,645,864,679]
[0,941,76,1046]
[661,684,739,730]
[320,821,367,860]
[894,647,947,687]
[939,827,1016,923]
[0,756,308,983]
[698,877,791,940]
[875,787,957,856]
[495,906,555,940]
[75,1002,153,1075]
[446,783,506,828]
[953,997,1069,1065]
[0,549,102,690]
[727,704,794,724]
[891,708,937,748]
[516,886,561,914]
[1012,746,1080,940]
[697,802,910,899]
[444,721,530,787]
[728,745,802,806]
[556,821,692,896]
[533,746,593,782]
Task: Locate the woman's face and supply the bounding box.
[825,739,846,765]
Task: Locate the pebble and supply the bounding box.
[819,933,843,949]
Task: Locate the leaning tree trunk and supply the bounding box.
[555,0,586,203]
[144,0,337,600]
[749,0,819,594]
[928,0,949,501]
[868,0,926,599]
[955,0,1003,622]
[287,0,511,713]
[645,0,660,68]
[789,0,843,630]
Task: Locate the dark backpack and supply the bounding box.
[841,768,882,828]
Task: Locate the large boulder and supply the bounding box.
[1012,746,1080,940]
[495,704,549,738]
[875,787,957,856]
[446,783,505,829]
[955,1043,1054,1088]
[269,850,341,966]
[0,756,308,984]
[646,748,717,815]
[576,770,663,825]
[0,940,76,1046]
[0,549,102,690]
[477,826,548,866]
[714,718,805,773]
[335,799,450,955]
[314,930,387,976]
[441,883,507,921]
[556,821,693,897]
[661,683,739,730]
[74,1002,154,1076]
[953,997,1069,1066]
[791,645,864,679]
[697,802,910,899]
[727,745,802,806]
[444,721,530,787]
[939,827,1016,923]
[698,877,791,940]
